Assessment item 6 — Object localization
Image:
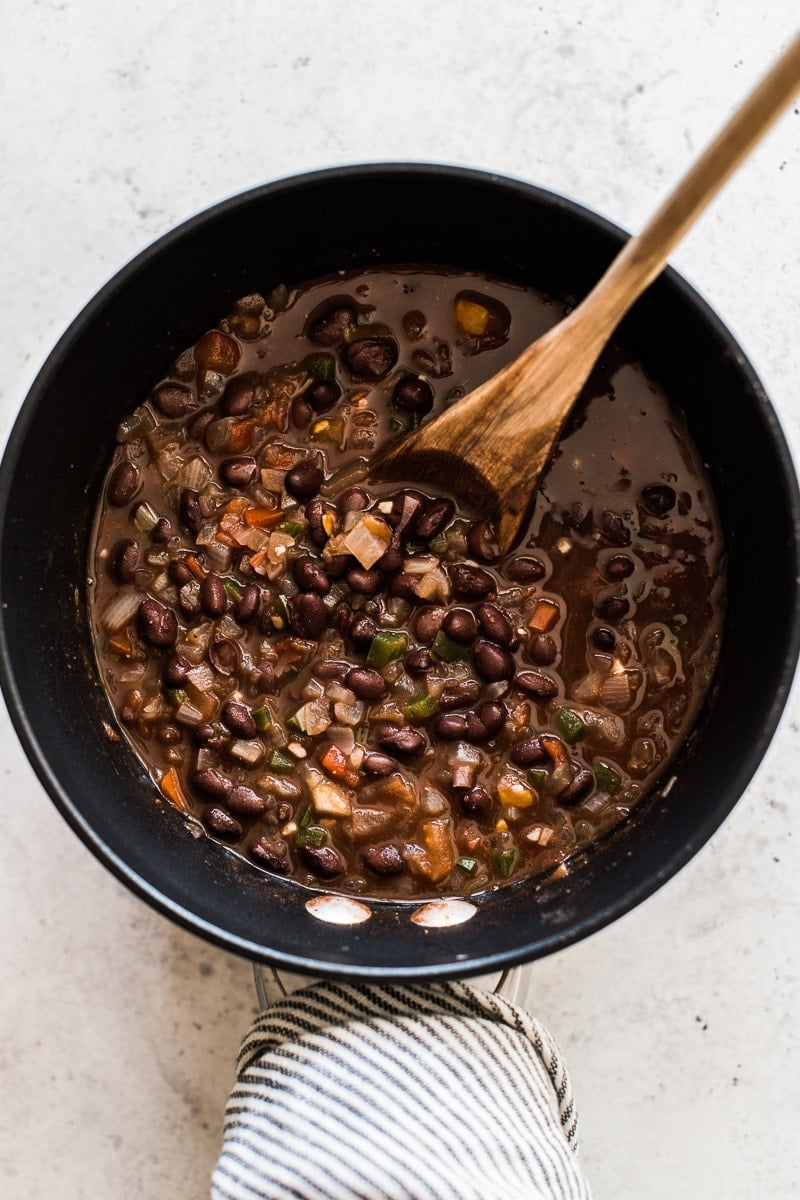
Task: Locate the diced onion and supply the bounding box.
[101,591,141,634]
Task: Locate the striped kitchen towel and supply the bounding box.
[211,981,593,1200]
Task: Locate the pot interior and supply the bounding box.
[1,165,798,978]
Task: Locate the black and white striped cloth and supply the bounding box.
[212,981,593,1200]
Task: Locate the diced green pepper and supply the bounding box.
[427,532,448,555]
[297,804,313,830]
[269,749,295,772]
[491,847,519,879]
[528,767,548,787]
[457,856,479,875]
[390,416,408,433]
[222,578,243,603]
[556,708,586,744]
[430,629,470,663]
[273,594,291,630]
[594,760,621,794]
[252,705,272,731]
[296,825,327,848]
[277,664,300,688]
[286,709,302,732]
[277,518,306,537]
[303,351,336,382]
[403,693,439,723]
[366,630,408,668]
[164,687,187,708]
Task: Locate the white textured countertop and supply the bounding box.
[1,3,799,1197]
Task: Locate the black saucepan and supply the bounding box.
[1,164,798,979]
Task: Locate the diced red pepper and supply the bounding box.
[320,744,360,788]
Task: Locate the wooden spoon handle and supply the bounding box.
[577,31,800,342]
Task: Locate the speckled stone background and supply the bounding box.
[1,3,798,1197]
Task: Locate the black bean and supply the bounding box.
[475,602,515,647]
[110,538,139,584]
[200,573,228,617]
[345,667,387,701]
[438,677,482,711]
[250,839,291,873]
[442,607,478,644]
[346,566,381,595]
[227,785,269,816]
[221,371,259,416]
[414,606,447,643]
[194,723,229,751]
[308,304,357,346]
[138,598,178,648]
[158,723,182,745]
[179,487,203,534]
[516,670,558,701]
[376,725,426,759]
[164,654,191,687]
[289,592,328,638]
[193,768,232,798]
[153,383,195,418]
[169,558,194,587]
[472,639,515,681]
[466,519,498,563]
[391,376,434,414]
[151,517,172,543]
[300,843,346,878]
[594,595,630,623]
[314,659,351,681]
[362,752,397,777]
[559,769,595,807]
[325,554,352,581]
[220,455,257,488]
[286,461,324,502]
[388,572,420,601]
[433,713,469,740]
[221,700,257,739]
[600,510,631,546]
[375,540,404,574]
[504,556,546,583]
[603,554,635,581]
[250,662,276,695]
[363,844,405,876]
[290,395,313,428]
[459,785,492,817]
[405,647,433,675]
[464,713,492,742]
[528,633,558,666]
[415,498,455,541]
[306,380,341,413]
[449,563,496,598]
[203,807,243,839]
[349,614,376,648]
[641,484,677,516]
[234,583,261,624]
[108,460,140,507]
[305,496,332,545]
[477,700,506,737]
[338,487,369,514]
[188,410,215,443]
[388,490,427,535]
[330,601,353,637]
[591,626,616,652]
[209,637,240,675]
[293,555,331,595]
[510,736,548,766]
[341,337,398,381]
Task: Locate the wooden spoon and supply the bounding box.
[372,33,800,552]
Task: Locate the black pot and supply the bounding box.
[1,164,798,979]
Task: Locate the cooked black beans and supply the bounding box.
[363,844,404,875]
[392,376,434,414]
[200,574,228,617]
[416,498,455,540]
[345,667,387,701]
[286,461,324,501]
[220,456,257,488]
[108,461,140,507]
[472,639,515,681]
[299,843,346,878]
[293,555,331,595]
[449,563,495,598]
[138,598,178,648]
[92,266,725,903]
